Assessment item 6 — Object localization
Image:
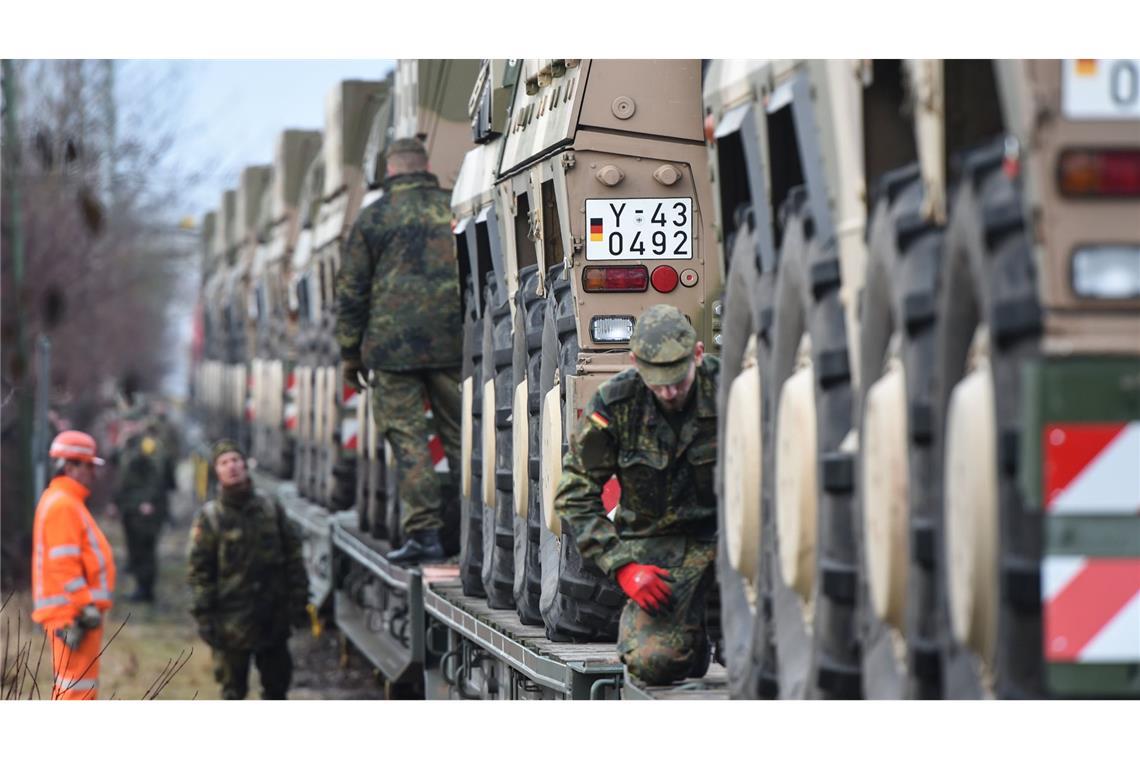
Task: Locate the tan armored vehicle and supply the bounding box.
[706,58,1140,699]
[453,59,722,644]
[248,130,322,479]
[291,79,387,511]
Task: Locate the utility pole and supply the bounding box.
[3,59,36,532]
[32,336,52,497]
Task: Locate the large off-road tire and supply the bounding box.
[765,187,861,698]
[854,164,946,699]
[512,264,544,625]
[537,265,625,642]
[933,139,1042,698]
[480,279,516,609]
[459,314,486,597]
[716,206,778,698]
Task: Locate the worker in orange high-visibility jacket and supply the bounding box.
[31,430,117,700]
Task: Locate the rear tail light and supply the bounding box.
[1058,149,1140,197]
[582,265,648,292]
[650,265,679,293]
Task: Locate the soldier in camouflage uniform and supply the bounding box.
[111,409,175,602]
[555,305,719,686]
[335,137,463,565]
[187,441,309,699]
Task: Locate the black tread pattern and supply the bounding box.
[766,187,861,699]
[934,139,1043,697]
[481,276,516,609]
[855,167,945,699]
[513,264,544,625]
[538,264,623,643]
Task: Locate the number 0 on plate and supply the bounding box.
[585,198,694,261]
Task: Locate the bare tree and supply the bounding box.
[2,60,202,588]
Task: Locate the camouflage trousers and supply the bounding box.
[371,368,462,534]
[212,639,292,700]
[617,539,716,686]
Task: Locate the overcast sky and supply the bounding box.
[154,59,395,221]
[118,60,395,396]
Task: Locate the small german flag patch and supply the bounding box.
[590,217,604,243]
[589,411,610,429]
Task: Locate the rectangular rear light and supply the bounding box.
[591,316,635,343]
[1058,149,1140,197]
[582,265,648,293]
[1072,246,1140,299]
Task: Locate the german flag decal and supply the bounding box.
[590,217,604,242]
[589,411,610,429]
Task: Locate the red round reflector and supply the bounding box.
[651,265,679,293]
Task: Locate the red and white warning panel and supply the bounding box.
[284,371,298,431]
[1043,556,1140,663]
[340,382,360,452]
[1044,422,1140,515]
[424,400,449,473]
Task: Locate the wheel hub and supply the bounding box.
[776,345,818,601]
[944,356,998,667]
[724,336,763,605]
[862,357,911,629]
[541,385,564,534]
[513,379,530,518]
[482,378,496,508]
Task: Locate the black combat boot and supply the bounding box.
[385,530,446,565]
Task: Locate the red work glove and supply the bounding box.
[616,563,674,615]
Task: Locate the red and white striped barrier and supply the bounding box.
[1043,556,1140,663]
[284,370,298,431]
[341,381,360,453]
[1044,422,1140,515]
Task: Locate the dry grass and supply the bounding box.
[2,478,384,700]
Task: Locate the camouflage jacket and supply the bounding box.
[186,484,308,649]
[554,356,720,577]
[112,433,172,521]
[335,171,463,371]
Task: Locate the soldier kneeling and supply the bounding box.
[187,441,309,699]
[555,305,718,686]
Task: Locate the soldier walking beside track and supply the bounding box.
[110,408,175,602]
[555,305,719,686]
[335,137,464,565]
[187,441,309,699]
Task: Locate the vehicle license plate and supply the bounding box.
[585,198,694,261]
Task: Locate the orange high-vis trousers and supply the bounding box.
[46,623,104,700]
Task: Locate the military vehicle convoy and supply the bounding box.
[190,58,1139,700]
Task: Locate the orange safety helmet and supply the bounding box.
[48,430,106,466]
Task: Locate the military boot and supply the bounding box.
[688,633,711,679]
[385,530,446,565]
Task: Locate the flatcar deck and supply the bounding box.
[425,579,623,698]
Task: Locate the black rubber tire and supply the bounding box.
[537,265,625,642]
[480,278,515,609]
[854,164,946,699]
[716,206,777,699]
[933,139,1043,698]
[459,314,486,597]
[512,264,544,625]
[765,187,861,699]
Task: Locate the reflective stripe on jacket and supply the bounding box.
[31,476,117,626]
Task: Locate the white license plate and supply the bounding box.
[1062,59,1140,120]
[585,197,693,261]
